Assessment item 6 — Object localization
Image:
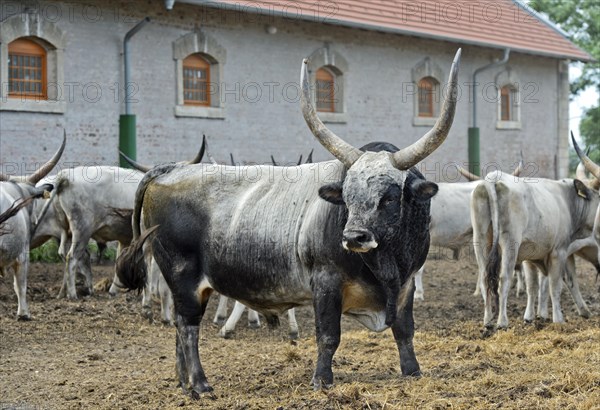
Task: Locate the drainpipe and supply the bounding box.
[468,48,510,175]
[119,17,151,168]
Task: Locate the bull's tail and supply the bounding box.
[115,164,177,291]
[483,181,501,309]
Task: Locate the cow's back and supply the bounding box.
[144,162,352,312]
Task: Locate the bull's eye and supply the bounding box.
[380,196,395,208]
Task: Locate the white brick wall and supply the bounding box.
[0,0,565,180]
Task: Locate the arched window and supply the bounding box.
[183,54,210,106]
[500,85,517,121]
[316,67,335,113]
[8,38,47,100]
[417,77,438,118]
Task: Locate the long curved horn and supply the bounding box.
[305,148,314,164]
[392,49,461,169]
[188,135,207,164]
[300,59,362,168]
[456,164,480,181]
[572,131,600,180]
[28,130,67,184]
[270,155,278,166]
[575,161,587,181]
[119,151,151,172]
[512,159,524,176]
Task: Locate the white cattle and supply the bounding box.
[471,168,599,329]
[0,134,65,319]
[213,296,299,339]
[414,162,523,300]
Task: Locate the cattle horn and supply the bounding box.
[188,135,207,164]
[296,154,303,166]
[572,132,600,180]
[575,161,587,181]
[119,151,151,172]
[392,49,461,169]
[270,155,278,166]
[300,59,363,168]
[512,158,525,177]
[230,153,236,166]
[456,164,480,181]
[27,130,67,184]
[306,149,314,164]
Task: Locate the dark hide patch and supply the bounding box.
[574,179,592,200]
[409,180,439,202]
[319,182,345,205]
[115,225,159,292]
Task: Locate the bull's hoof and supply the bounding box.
[523,319,533,325]
[414,292,424,301]
[17,314,32,321]
[247,320,261,329]
[213,316,226,326]
[311,370,334,390]
[142,306,154,323]
[161,318,174,326]
[579,310,591,319]
[481,326,496,339]
[189,383,215,400]
[289,331,299,340]
[219,328,234,339]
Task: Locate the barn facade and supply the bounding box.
[0,0,590,180]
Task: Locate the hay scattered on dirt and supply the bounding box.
[1,258,599,409]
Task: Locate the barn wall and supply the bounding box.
[0,0,563,180]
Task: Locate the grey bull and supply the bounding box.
[0,134,66,319]
[471,160,599,329]
[115,50,461,399]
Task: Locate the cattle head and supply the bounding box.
[301,49,461,324]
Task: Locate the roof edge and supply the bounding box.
[511,0,592,60]
[176,0,593,62]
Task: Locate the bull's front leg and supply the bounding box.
[391,279,420,377]
[311,271,343,390]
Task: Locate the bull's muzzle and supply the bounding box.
[342,229,378,253]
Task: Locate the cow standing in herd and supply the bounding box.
[115,49,461,398]
[471,149,600,329]
[0,134,66,319]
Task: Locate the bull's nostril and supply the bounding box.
[356,233,368,243]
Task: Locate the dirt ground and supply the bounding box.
[1,256,599,410]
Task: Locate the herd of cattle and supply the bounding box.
[2,48,600,400]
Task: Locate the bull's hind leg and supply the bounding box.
[392,280,420,376]
[288,308,299,340]
[547,254,565,323]
[564,255,591,318]
[414,266,424,301]
[213,295,229,325]
[219,301,246,338]
[311,270,342,390]
[12,255,31,320]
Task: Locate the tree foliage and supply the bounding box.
[530,0,599,95]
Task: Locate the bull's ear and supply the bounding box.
[319,182,345,205]
[410,180,438,202]
[574,179,592,200]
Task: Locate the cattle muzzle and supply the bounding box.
[342,229,378,253]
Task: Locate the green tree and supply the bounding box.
[531,0,600,162]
